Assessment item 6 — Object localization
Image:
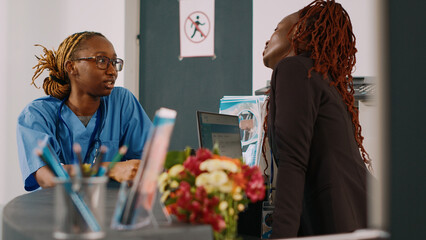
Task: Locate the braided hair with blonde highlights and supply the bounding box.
[31,31,105,100]
[262,0,372,172]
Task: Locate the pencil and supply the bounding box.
[96,145,128,177]
[107,145,128,172]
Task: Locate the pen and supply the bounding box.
[97,145,128,176]
[73,143,87,177]
[34,148,51,172]
[38,144,69,179]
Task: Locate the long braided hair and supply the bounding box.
[31,31,105,100]
[262,0,372,171]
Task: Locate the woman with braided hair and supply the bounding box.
[17,31,153,191]
[262,0,371,237]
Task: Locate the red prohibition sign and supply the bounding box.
[185,11,210,43]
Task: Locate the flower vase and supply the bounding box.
[214,203,240,240]
[214,220,239,240]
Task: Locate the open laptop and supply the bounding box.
[196,111,243,159]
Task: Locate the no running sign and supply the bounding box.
[179,0,215,58]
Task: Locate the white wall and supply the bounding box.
[0,0,129,206]
[0,0,10,208]
[253,0,379,92]
[0,1,8,236]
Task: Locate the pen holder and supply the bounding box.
[53,176,108,240]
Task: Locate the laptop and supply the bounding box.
[196,111,243,159]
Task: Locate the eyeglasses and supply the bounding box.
[72,56,124,72]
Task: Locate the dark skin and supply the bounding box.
[34,36,140,188]
[263,12,299,69]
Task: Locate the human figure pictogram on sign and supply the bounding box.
[184,11,210,43]
[191,15,205,38]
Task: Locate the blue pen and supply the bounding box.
[40,144,69,179]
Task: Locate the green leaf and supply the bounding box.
[212,142,220,155]
[164,197,177,206]
[164,151,186,169]
[184,146,193,158]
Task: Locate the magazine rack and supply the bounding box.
[111,181,171,230]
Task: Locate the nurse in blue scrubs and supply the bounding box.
[17,31,153,191]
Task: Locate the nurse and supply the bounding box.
[17,31,153,191]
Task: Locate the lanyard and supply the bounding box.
[56,97,103,164]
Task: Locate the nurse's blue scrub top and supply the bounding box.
[17,87,153,191]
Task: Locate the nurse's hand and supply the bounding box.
[34,164,77,188]
[34,165,56,188]
[106,159,140,182]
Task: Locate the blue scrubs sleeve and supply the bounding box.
[117,88,153,160]
[16,107,59,191]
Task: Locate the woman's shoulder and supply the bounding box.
[111,86,128,93]
[105,87,139,106]
[109,86,134,99]
[19,96,61,120]
[272,54,329,90]
[26,96,61,110]
[275,53,313,71]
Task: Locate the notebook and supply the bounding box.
[196,111,243,159]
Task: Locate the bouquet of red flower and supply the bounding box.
[158,148,265,240]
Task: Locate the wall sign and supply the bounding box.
[179,0,215,58]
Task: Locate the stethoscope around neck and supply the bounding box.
[55,96,105,165]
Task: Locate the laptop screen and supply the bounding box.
[196,111,243,159]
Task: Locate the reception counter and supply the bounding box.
[2,182,388,240]
[2,182,213,240]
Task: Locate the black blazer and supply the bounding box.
[268,53,368,238]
